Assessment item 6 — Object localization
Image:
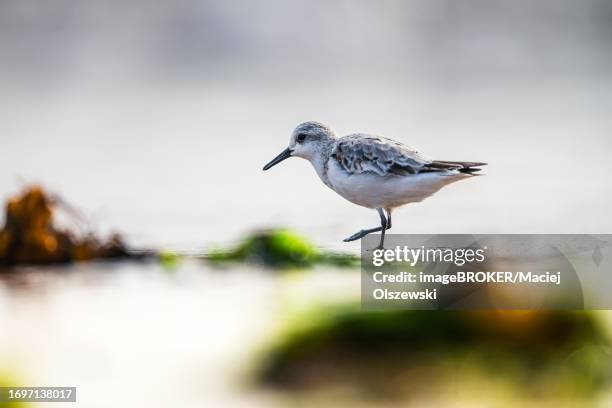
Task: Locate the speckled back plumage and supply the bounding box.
[330,134,485,176]
[331,134,432,175]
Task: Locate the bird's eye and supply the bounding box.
[296,134,306,143]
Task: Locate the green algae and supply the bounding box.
[256,305,612,399]
[158,250,181,270]
[0,371,30,408]
[206,229,357,269]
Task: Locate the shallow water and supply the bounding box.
[0,260,359,407]
[3,261,612,406]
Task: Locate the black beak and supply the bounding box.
[263,148,293,171]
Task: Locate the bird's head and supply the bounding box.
[263,121,335,170]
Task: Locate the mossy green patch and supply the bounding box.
[256,306,612,399]
[207,229,357,269]
[0,371,30,408]
[158,250,181,270]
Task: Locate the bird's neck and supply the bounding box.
[308,140,335,188]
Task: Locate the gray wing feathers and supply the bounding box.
[331,134,431,176]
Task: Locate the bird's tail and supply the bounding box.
[430,160,488,174]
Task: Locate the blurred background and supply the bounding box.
[1,0,612,406]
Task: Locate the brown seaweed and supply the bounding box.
[0,186,129,266]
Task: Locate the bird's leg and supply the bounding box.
[385,208,392,229]
[377,208,387,249]
[343,208,388,248]
[375,209,394,249]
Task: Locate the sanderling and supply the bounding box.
[263,121,486,249]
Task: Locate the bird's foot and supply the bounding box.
[343,230,369,242]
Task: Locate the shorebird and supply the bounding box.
[263,122,486,249]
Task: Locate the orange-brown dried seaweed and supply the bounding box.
[0,186,128,265]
